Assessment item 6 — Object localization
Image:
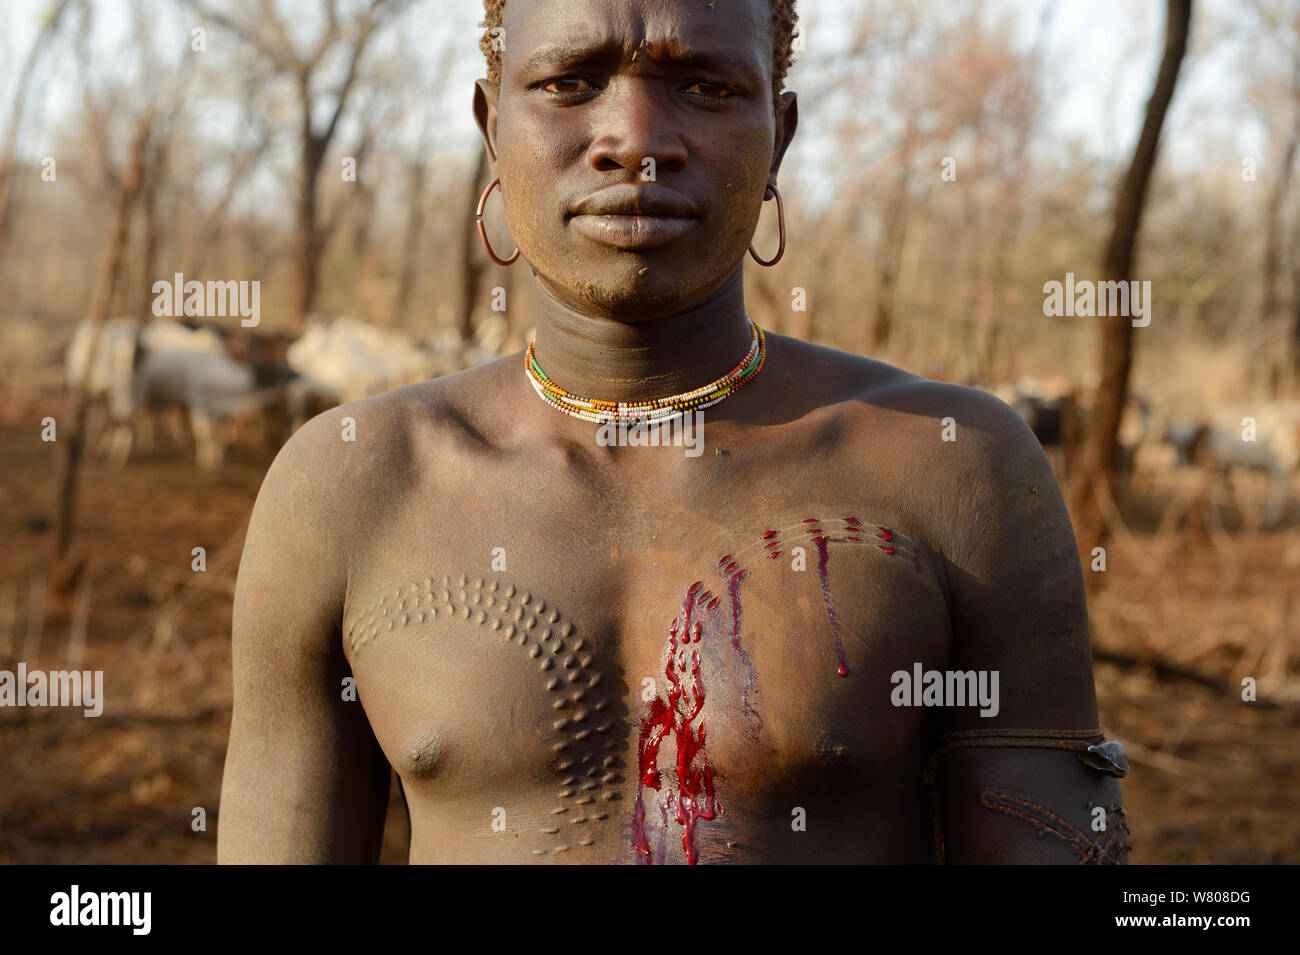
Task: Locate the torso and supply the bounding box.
[338,335,960,863]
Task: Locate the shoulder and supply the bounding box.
[257,351,525,519]
[241,357,521,620]
[861,369,1050,504]
[770,335,1059,566]
[769,333,1027,428]
[772,334,1043,476]
[274,354,519,498]
[776,343,1092,708]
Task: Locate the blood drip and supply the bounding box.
[633,515,908,859]
[810,530,850,678]
[726,567,746,649]
[632,594,718,865]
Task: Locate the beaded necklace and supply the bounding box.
[525,319,767,424]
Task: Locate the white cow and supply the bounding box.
[1167,402,1300,529]
[133,321,290,468]
[65,317,141,462]
[67,317,289,468]
[429,314,509,370]
[284,316,515,429]
[139,319,225,355]
[286,316,439,423]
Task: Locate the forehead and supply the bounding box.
[501,0,772,75]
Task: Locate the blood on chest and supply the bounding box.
[343,514,950,863]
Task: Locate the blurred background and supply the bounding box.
[0,0,1296,863]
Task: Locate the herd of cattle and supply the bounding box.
[63,317,1300,527]
[65,314,506,468]
[991,378,1300,529]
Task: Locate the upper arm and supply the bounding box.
[927,388,1127,863]
[217,414,391,863]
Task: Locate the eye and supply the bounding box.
[682,80,736,100]
[540,75,599,96]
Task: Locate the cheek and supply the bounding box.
[498,166,546,250]
[494,108,574,249]
[712,128,776,245]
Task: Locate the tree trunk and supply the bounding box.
[350,135,377,262]
[1262,131,1297,393]
[50,114,153,589]
[294,128,327,330]
[136,138,166,321]
[1285,145,1300,382]
[1292,237,1300,380]
[871,178,909,351]
[394,159,429,327]
[1261,133,1297,327]
[1069,0,1193,564]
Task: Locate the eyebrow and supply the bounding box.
[518,41,763,84]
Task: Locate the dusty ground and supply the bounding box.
[0,385,1296,865]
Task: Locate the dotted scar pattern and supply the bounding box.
[345,574,623,857]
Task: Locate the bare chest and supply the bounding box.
[343,494,953,862]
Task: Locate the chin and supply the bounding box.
[550,265,712,321]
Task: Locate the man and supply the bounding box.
[218,0,1128,864]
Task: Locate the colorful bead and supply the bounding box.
[524,319,767,424]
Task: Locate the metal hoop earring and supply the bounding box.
[475,175,519,266]
[748,183,786,267]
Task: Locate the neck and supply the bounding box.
[529,268,755,403]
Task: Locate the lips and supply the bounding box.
[570,183,700,218]
[568,184,701,250]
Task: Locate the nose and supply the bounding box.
[585,79,687,176]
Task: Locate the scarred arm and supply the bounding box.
[218,412,391,863]
[927,387,1129,864]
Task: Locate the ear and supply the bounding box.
[473,79,501,166]
[768,90,799,187]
